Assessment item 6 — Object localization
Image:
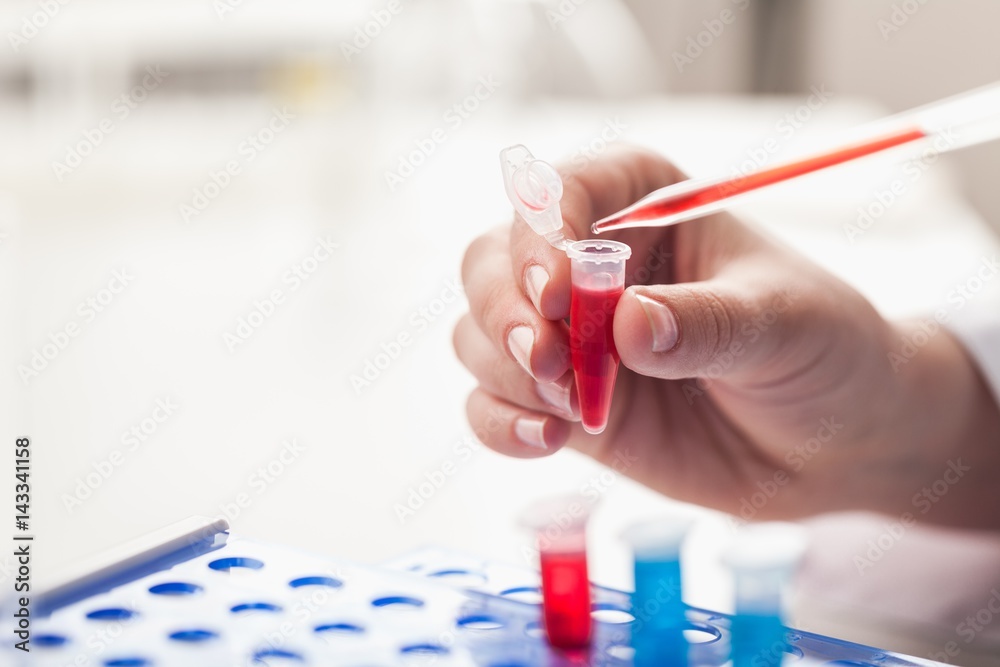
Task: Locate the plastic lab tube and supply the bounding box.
[622,516,694,667]
[500,146,632,435]
[520,495,593,650]
[723,523,808,667]
[567,240,631,435]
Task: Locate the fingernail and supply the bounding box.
[524,265,549,313]
[537,378,574,418]
[515,416,548,450]
[636,293,679,352]
[508,326,535,378]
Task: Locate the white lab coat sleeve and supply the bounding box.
[947,284,1000,407]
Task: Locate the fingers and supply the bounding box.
[614,273,801,382]
[453,314,579,421]
[461,227,572,382]
[466,388,571,458]
[510,146,686,320]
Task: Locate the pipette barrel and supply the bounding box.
[592,126,927,233]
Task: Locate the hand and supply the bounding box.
[454,145,1000,528]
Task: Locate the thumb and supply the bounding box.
[614,281,798,381]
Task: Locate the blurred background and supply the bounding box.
[3,0,1000,664]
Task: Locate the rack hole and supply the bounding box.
[252,648,305,664]
[400,643,449,656]
[149,582,202,596]
[36,633,70,647]
[372,595,424,609]
[456,614,504,631]
[315,622,365,635]
[104,659,151,666]
[209,557,264,572]
[591,603,634,624]
[606,644,635,660]
[168,629,218,642]
[288,576,342,589]
[87,608,138,621]
[683,623,722,644]
[499,586,542,604]
[427,569,487,587]
[231,602,283,614]
[524,621,544,638]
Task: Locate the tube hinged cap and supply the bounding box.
[500,144,566,248]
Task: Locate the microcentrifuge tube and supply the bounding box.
[622,516,693,667]
[567,240,631,435]
[520,496,593,650]
[500,146,633,436]
[723,523,807,667]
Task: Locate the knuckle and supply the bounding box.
[461,234,491,284]
[693,288,736,359]
[479,280,513,340]
[451,315,473,362]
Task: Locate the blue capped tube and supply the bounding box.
[723,523,807,667]
[622,516,694,667]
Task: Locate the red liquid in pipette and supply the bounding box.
[539,549,592,649]
[570,284,624,434]
[596,126,927,228]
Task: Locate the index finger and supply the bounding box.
[510,145,686,320]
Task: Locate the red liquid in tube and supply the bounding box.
[570,284,624,434]
[539,549,592,649]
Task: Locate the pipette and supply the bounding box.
[501,146,632,435]
[519,495,594,650]
[621,516,694,667]
[723,522,808,667]
[593,79,1000,233]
